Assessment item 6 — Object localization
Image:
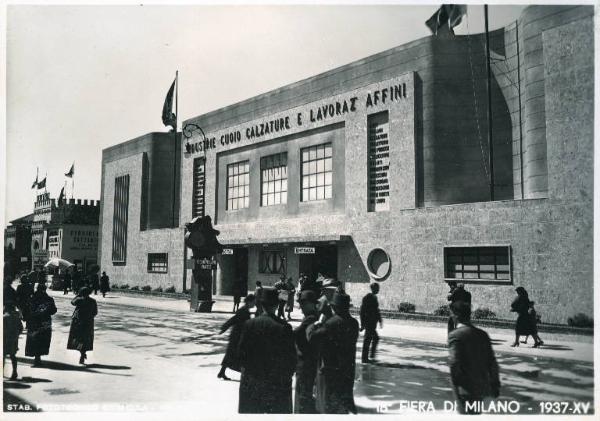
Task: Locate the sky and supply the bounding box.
[3,2,527,223]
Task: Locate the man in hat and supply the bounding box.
[238,287,296,413]
[307,291,359,414]
[360,282,382,363]
[448,301,500,414]
[293,290,319,413]
[447,281,471,334]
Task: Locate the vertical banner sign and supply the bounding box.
[192,157,205,218]
[368,111,390,211]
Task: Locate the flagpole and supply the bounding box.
[72,163,75,200]
[484,5,495,201]
[172,71,179,228]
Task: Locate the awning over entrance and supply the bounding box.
[221,234,351,246]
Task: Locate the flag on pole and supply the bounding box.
[31,174,38,189]
[426,4,467,35]
[58,186,65,204]
[162,77,177,130]
[65,163,74,178]
[37,177,46,190]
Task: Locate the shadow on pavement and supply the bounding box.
[17,376,52,383]
[84,363,131,370]
[16,358,132,377]
[3,382,32,389]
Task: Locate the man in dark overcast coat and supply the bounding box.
[360,282,382,363]
[238,287,296,413]
[293,290,319,413]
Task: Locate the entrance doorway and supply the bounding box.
[218,248,249,296]
[298,245,337,282]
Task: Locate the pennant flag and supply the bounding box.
[426,4,467,35]
[37,177,46,190]
[162,77,177,130]
[65,163,74,178]
[58,186,65,204]
[31,174,38,189]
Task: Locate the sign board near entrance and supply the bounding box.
[222,249,233,255]
[196,258,216,270]
[294,247,316,254]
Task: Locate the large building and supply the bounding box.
[99,6,593,324]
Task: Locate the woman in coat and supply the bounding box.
[25,283,57,367]
[217,294,255,380]
[99,272,110,298]
[510,287,544,347]
[67,287,98,364]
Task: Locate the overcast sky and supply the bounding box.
[4,3,527,222]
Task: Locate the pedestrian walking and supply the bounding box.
[447,282,471,334]
[63,270,72,295]
[4,302,23,380]
[99,272,110,298]
[285,277,296,320]
[254,281,264,316]
[293,290,319,414]
[275,275,287,319]
[510,287,544,347]
[15,277,34,318]
[90,272,100,295]
[232,278,243,313]
[360,282,382,363]
[72,269,82,295]
[67,287,98,365]
[217,294,256,380]
[307,291,359,414]
[25,283,57,367]
[237,287,296,414]
[448,301,500,414]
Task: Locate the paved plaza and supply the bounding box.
[3,291,594,415]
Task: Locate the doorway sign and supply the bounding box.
[222,248,234,255]
[294,247,316,254]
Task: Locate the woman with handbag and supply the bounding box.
[67,287,98,364]
[25,283,57,367]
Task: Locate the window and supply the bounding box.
[301,143,332,202]
[112,174,130,263]
[259,250,286,274]
[192,157,205,218]
[148,253,168,273]
[444,246,511,282]
[261,153,288,206]
[226,161,250,210]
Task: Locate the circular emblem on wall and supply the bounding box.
[367,248,391,280]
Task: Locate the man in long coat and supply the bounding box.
[238,287,296,413]
[217,294,255,380]
[308,291,359,414]
[360,282,382,363]
[293,290,319,413]
[448,301,500,414]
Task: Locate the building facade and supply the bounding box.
[99,6,593,323]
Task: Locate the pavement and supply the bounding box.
[2,290,594,416]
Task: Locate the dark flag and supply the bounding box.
[37,177,46,190]
[31,175,38,189]
[162,78,177,130]
[65,163,74,178]
[426,4,467,35]
[58,186,65,204]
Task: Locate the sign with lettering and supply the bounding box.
[196,258,216,270]
[222,248,233,255]
[294,247,316,255]
[367,112,390,211]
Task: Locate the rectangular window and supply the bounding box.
[259,250,286,274]
[367,111,390,212]
[444,246,511,282]
[112,174,130,263]
[147,253,168,273]
[261,153,288,206]
[226,160,250,210]
[192,157,205,218]
[301,143,332,202]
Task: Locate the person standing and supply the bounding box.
[63,270,72,295]
[293,290,319,413]
[3,277,18,307]
[254,281,264,316]
[360,282,382,363]
[71,269,82,295]
[448,301,500,414]
[25,283,57,367]
[232,278,243,313]
[90,272,100,295]
[510,287,543,347]
[99,272,110,298]
[285,277,296,320]
[218,294,255,380]
[237,288,296,414]
[447,282,472,334]
[15,277,34,319]
[4,302,23,380]
[67,287,98,364]
[274,275,287,319]
[308,291,359,414]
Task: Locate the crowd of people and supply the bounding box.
[3,269,107,379]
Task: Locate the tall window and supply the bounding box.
[226,161,250,211]
[444,246,511,282]
[259,250,286,274]
[147,253,168,273]
[192,157,205,218]
[112,174,130,263]
[301,143,333,202]
[261,153,288,206]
